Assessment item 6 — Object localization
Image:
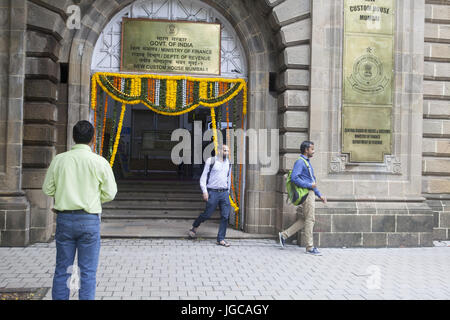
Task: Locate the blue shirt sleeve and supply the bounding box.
[291,159,312,189]
[311,171,322,198]
[291,158,322,198]
[312,187,322,198]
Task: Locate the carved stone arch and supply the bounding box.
[66,0,311,234]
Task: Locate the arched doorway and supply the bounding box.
[91,0,247,177]
[88,0,249,232]
[67,0,283,237]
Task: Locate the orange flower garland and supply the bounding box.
[109,104,126,167]
[100,97,108,156]
[91,72,248,219]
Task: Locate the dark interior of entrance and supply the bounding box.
[112,104,221,181]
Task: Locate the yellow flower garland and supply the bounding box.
[210,107,238,212]
[109,104,126,167]
[210,107,218,155]
[199,81,208,100]
[166,79,177,110]
[230,197,239,213]
[92,72,247,115]
[92,72,247,214]
[243,85,248,115]
[91,73,98,111]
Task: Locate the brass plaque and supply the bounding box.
[342,0,395,163]
[121,18,221,75]
[343,35,393,105]
[342,106,392,162]
[345,0,395,35]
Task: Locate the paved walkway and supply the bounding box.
[0,239,449,300]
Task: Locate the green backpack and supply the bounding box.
[286,157,311,206]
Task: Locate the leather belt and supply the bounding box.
[208,188,228,192]
[56,210,97,215]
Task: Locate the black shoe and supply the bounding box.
[188,228,196,239]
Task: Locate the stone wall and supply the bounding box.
[3,0,447,247]
[21,0,74,243]
[0,0,30,247]
[286,0,434,248]
[64,0,294,236]
[263,0,312,235]
[423,1,450,240]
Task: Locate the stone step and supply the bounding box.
[104,200,205,208]
[117,181,200,189]
[102,208,218,219]
[105,179,212,221]
[112,195,202,201]
[100,219,274,239]
[117,180,199,186]
[118,187,201,193]
[116,190,201,196]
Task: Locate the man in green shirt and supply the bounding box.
[43,120,117,300]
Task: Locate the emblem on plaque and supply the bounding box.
[347,48,390,95]
[166,23,179,36]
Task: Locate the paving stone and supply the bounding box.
[0,239,449,300]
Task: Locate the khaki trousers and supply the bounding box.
[281,190,315,251]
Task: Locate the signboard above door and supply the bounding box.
[121,18,221,75]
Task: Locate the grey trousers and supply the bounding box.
[281,190,315,251]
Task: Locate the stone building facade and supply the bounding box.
[0,0,449,247]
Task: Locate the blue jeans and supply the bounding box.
[52,213,101,300]
[193,190,231,242]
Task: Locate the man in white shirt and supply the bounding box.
[188,144,232,247]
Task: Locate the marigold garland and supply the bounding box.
[229,197,239,213]
[91,71,248,218]
[100,96,108,156]
[107,101,118,161]
[96,92,104,154]
[109,104,126,167]
[91,74,98,111]
[210,107,218,155]
[93,95,98,153]
[166,79,177,110]
[226,101,239,217]
[92,72,247,116]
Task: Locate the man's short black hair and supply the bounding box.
[300,141,314,154]
[73,120,95,144]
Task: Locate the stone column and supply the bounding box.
[267,0,312,236]
[22,1,67,243]
[308,0,432,247]
[0,0,30,246]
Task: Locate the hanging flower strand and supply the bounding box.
[91,72,248,220]
[210,107,218,155]
[107,101,118,161]
[109,104,126,167]
[100,96,108,156]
